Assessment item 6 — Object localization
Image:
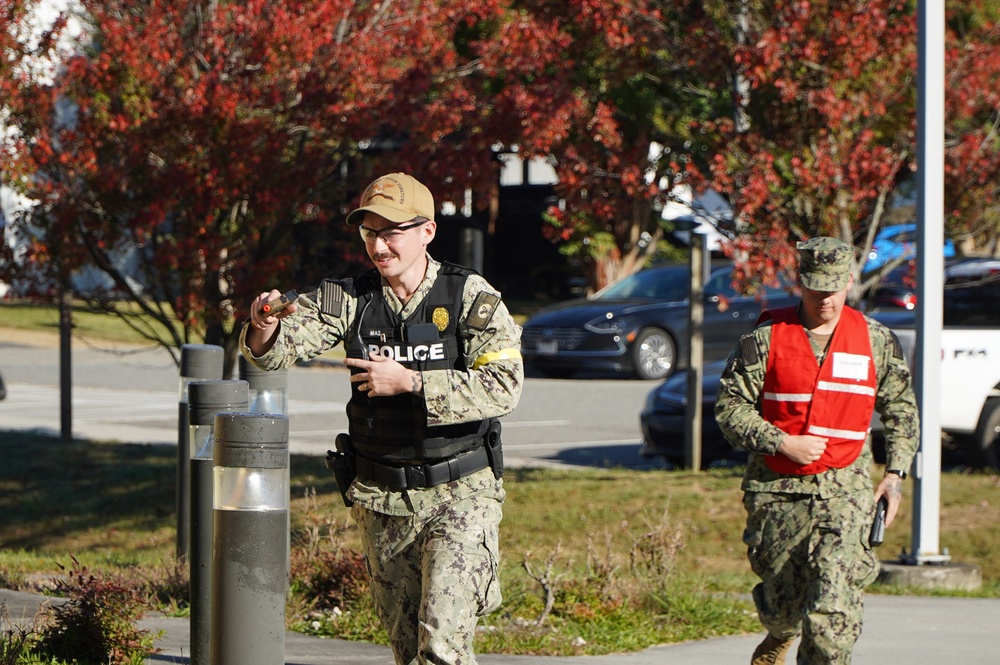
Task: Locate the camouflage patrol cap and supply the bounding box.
[797,237,854,291]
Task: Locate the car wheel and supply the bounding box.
[631,328,676,380]
[967,398,1000,470]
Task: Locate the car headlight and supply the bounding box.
[585,313,636,334]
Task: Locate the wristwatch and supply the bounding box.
[886,469,907,480]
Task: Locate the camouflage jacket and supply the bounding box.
[240,255,524,515]
[714,306,919,496]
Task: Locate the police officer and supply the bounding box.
[715,237,919,665]
[242,172,524,665]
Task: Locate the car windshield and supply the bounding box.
[704,269,792,301]
[595,266,790,303]
[596,268,689,301]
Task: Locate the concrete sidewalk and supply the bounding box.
[3,588,997,664]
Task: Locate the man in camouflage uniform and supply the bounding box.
[715,237,919,665]
[242,172,523,665]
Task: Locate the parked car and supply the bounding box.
[638,359,743,468]
[858,258,1000,328]
[521,264,797,380]
[862,260,918,311]
[943,257,1000,284]
[865,262,1000,468]
[863,256,1000,315]
[863,223,955,273]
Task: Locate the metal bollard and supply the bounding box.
[239,355,292,563]
[187,380,249,665]
[178,344,224,559]
[239,355,289,415]
[211,413,289,665]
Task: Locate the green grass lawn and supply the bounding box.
[0,431,998,657]
[0,298,537,345]
[0,300,185,346]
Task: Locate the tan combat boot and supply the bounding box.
[750,633,795,665]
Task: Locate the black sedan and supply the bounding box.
[520,264,798,380]
[639,359,743,468]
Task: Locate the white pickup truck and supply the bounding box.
[872,259,1000,469]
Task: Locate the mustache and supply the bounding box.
[372,251,396,261]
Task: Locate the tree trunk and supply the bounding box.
[204,322,240,379]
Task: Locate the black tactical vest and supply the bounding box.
[343,263,490,462]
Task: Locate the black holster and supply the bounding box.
[325,433,357,507]
[484,420,503,479]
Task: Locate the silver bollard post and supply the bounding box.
[187,380,249,665]
[178,344,224,559]
[212,413,289,665]
[239,356,289,415]
[239,356,292,563]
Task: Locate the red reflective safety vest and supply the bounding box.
[760,306,877,475]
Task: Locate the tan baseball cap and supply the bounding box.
[345,173,435,225]
[797,237,855,291]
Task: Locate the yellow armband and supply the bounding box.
[471,348,523,370]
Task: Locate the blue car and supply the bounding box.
[638,359,743,468]
[863,224,955,273]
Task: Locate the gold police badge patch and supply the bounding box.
[432,307,450,331]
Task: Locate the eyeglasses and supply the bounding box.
[358,219,429,244]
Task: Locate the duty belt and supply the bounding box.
[354,446,489,489]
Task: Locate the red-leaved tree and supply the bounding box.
[519,0,737,291]
[942,2,1000,256]
[700,0,1000,296]
[528,0,1000,296]
[0,0,581,373]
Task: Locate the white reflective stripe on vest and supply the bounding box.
[763,392,813,402]
[808,424,869,440]
[817,380,876,397]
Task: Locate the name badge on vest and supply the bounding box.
[832,352,869,380]
[405,323,440,343]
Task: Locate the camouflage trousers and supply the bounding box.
[742,490,880,664]
[351,492,503,665]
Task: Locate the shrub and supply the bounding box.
[0,601,35,665]
[34,557,157,665]
[291,547,370,611]
[141,556,190,616]
[288,489,371,613]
